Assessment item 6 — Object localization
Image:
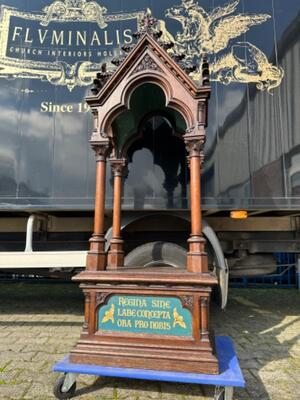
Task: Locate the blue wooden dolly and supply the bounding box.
[52,336,245,400]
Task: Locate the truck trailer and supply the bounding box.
[0,0,299,305]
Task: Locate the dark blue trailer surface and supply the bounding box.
[0,0,299,211]
[0,1,300,282]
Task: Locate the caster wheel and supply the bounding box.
[215,394,225,400]
[53,375,76,399]
[214,387,225,400]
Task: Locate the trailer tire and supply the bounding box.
[125,241,186,269]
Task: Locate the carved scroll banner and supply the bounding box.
[98,295,192,336]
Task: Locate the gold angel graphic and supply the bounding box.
[101,304,115,324]
[173,307,187,329]
[165,0,284,92]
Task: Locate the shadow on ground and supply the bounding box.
[0,282,83,315]
[72,376,211,399]
[211,288,300,399]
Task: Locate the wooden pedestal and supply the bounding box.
[75,15,218,378]
[70,268,219,374]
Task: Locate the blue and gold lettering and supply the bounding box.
[98,295,192,337]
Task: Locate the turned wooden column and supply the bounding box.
[86,139,110,271]
[184,127,208,274]
[107,157,127,269]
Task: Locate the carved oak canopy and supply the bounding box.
[85,13,210,161]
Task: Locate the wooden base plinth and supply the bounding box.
[70,340,218,374]
[70,269,219,374]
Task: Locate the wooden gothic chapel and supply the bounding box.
[70,11,219,375]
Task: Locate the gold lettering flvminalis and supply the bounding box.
[10,26,127,47]
[0,0,284,92]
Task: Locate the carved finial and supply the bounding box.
[133,9,162,39]
[181,62,197,74]
[171,52,198,75]
[160,41,174,51]
[109,11,164,70]
[121,44,136,53]
[111,57,126,66]
[91,63,114,95]
[172,53,185,62]
[202,56,210,86]
[108,9,170,72]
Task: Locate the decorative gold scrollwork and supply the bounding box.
[164,0,284,93]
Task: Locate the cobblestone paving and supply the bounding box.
[0,282,299,399]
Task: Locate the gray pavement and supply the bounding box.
[0,282,299,399]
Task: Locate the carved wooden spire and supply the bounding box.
[133,8,162,39]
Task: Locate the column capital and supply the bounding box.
[184,126,206,158]
[109,157,127,176]
[90,138,110,161]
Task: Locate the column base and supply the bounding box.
[187,235,208,273]
[86,234,107,271]
[107,252,124,270]
[107,238,124,269]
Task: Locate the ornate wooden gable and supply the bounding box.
[86,10,210,155]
